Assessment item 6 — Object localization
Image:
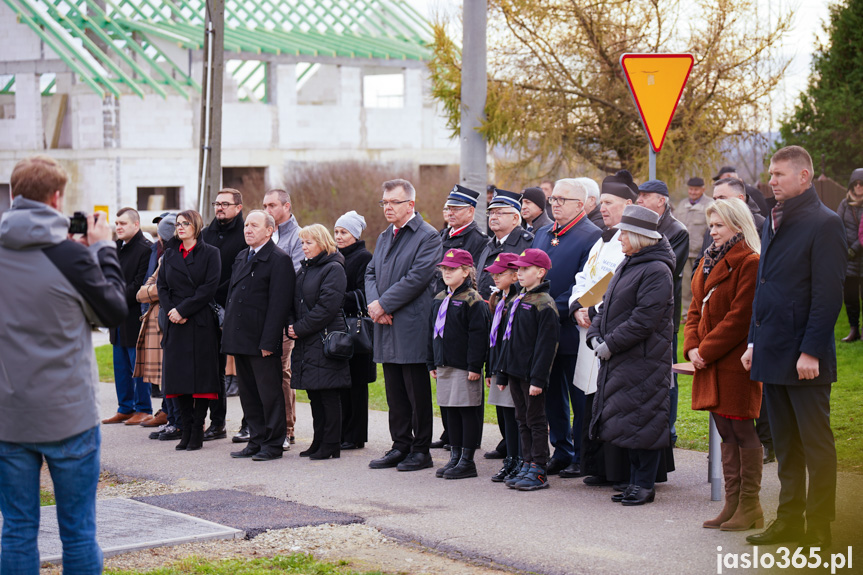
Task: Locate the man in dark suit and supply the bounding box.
[743,146,846,548]
[102,207,153,425]
[222,210,295,461]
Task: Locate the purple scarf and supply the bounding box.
[503,292,526,341]
[489,297,506,347]
[433,291,453,339]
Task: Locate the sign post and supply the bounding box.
[620,54,694,179]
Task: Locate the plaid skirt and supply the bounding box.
[133,303,162,387]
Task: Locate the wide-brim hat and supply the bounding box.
[615,205,662,240]
[488,188,522,211]
[445,184,479,207]
[511,248,552,270]
[438,248,474,268]
[483,252,520,273]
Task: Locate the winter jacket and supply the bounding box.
[495,281,560,389]
[110,229,152,347]
[475,225,534,299]
[157,239,222,395]
[532,216,603,353]
[676,195,714,257]
[587,238,675,451]
[684,241,762,418]
[436,221,488,292]
[427,281,490,373]
[487,284,519,375]
[202,214,246,307]
[275,214,304,273]
[290,251,351,391]
[749,185,846,386]
[340,239,376,384]
[365,213,443,364]
[525,210,552,234]
[657,208,688,332]
[0,196,127,443]
[837,198,863,277]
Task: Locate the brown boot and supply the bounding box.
[703,443,740,529]
[721,446,764,531]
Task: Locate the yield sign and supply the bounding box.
[620,54,694,152]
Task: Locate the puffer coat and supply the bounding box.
[290,250,351,391]
[837,197,863,277]
[587,238,674,451]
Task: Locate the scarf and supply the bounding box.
[433,290,453,339]
[702,233,743,277]
[847,190,863,209]
[503,292,526,341]
[489,297,506,347]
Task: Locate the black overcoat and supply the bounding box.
[587,238,675,451]
[657,209,688,333]
[111,229,152,347]
[157,239,221,395]
[202,214,246,307]
[837,198,863,277]
[221,240,295,357]
[340,240,376,385]
[748,185,847,386]
[475,225,534,299]
[290,251,351,391]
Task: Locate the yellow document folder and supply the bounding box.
[577,272,613,309]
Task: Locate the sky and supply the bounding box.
[407,0,835,131]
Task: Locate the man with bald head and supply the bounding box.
[531,178,602,475]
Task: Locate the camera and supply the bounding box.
[68,211,88,234]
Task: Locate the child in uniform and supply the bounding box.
[497,249,560,491]
[485,252,522,482]
[428,249,491,479]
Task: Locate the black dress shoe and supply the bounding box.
[745,519,805,545]
[582,475,613,486]
[232,426,250,443]
[369,449,407,469]
[159,426,183,441]
[203,425,226,441]
[800,523,832,548]
[482,449,505,460]
[397,451,433,472]
[340,442,364,450]
[559,462,583,478]
[545,458,569,476]
[763,446,776,464]
[309,443,341,460]
[230,446,259,458]
[612,482,629,492]
[612,485,637,502]
[621,486,655,506]
[429,440,447,449]
[251,451,282,461]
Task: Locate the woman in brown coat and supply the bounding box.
[684,198,762,532]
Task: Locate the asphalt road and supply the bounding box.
[96,382,862,575]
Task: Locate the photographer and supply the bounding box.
[0,155,126,573]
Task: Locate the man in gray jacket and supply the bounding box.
[366,178,443,472]
[0,155,126,573]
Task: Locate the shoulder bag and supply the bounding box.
[344,291,374,354]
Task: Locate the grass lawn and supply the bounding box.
[40,490,55,507]
[105,554,383,575]
[95,307,862,472]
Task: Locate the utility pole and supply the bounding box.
[197,0,224,221]
[460,1,487,225]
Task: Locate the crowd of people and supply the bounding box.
[0,144,856,570]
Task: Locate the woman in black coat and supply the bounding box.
[334,211,375,450]
[288,224,351,460]
[587,205,674,506]
[837,168,863,342]
[157,210,221,452]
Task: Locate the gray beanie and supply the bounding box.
[157,213,177,241]
[335,210,366,239]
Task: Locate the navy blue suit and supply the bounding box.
[748,184,846,527]
[533,215,602,466]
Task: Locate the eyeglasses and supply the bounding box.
[176,221,193,228]
[548,196,582,206]
[379,199,412,208]
[488,209,516,218]
[212,202,238,208]
[442,205,470,213]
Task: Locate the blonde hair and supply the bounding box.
[705,198,761,254]
[623,230,660,252]
[298,223,337,255]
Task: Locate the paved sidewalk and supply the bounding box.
[96,382,862,575]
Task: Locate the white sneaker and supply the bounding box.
[283,438,290,451]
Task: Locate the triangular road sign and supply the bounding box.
[620,54,694,152]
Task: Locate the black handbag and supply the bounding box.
[210,301,225,328]
[344,291,374,354]
[320,311,354,361]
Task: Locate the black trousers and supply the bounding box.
[580,392,605,477]
[340,383,369,445]
[498,405,519,458]
[446,406,480,449]
[440,397,485,449]
[844,275,862,328]
[207,349,228,427]
[629,448,662,489]
[756,393,773,451]
[765,383,836,526]
[544,354,581,465]
[235,354,286,455]
[382,363,433,454]
[308,389,341,446]
[494,406,508,455]
[509,377,549,466]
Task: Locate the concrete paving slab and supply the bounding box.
[0,498,242,565]
[134,489,363,538]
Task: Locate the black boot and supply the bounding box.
[175,428,192,450]
[186,399,208,451]
[300,441,322,457]
[436,446,461,478]
[491,456,516,482]
[175,401,194,450]
[309,443,341,460]
[444,448,477,479]
[186,426,204,451]
[841,326,861,343]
